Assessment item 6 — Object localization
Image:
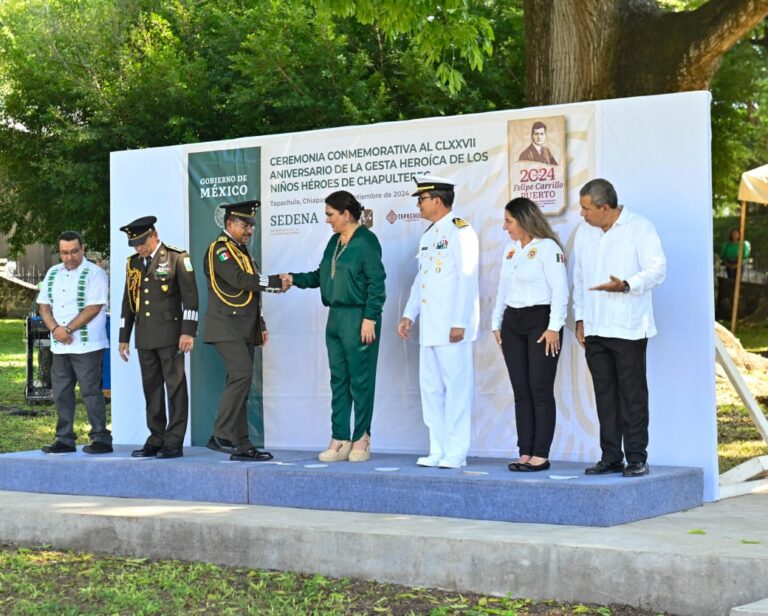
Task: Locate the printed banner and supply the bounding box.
[110,92,718,500]
[508,115,567,215]
[187,146,264,447]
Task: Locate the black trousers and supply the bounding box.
[213,340,255,448]
[500,305,561,458]
[584,336,649,464]
[137,346,188,449]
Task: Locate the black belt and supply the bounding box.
[504,304,550,314]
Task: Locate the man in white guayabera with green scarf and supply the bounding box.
[37,230,112,455]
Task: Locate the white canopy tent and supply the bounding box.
[731,164,768,331]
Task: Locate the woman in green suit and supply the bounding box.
[283,191,386,462]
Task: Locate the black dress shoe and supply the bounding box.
[83,441,113,454]
[156,447,183,459]
[131,445,161,458]
[507,462,521,472]
[41,441,76,454]
[517,460,550,472]
[206,436,238,454]
[622,462,649,477]
[230,447,273,462]
[585,460,624,475]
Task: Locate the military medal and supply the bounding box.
[156,261,170,279]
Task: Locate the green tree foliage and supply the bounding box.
[710,29,768,213]
[0,0,764,254]
[0,0,523,254]
[0,0,215,253]
[315,0,495,93]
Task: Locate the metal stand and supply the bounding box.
[24,316,53,404]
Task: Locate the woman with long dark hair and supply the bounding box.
[491,197,568,472]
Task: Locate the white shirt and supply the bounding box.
[573,207,666,340]
[37,260,109,354]
[491,238,568,331]
[403,213,479,346]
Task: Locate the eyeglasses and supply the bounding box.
[59,248,81,257]
[417,195,434,204]
[235,221,254,231]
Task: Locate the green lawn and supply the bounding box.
[0,544,663,615]
[730,321,768,355]
[0,319,97,453]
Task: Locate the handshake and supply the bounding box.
[259,273,294,293]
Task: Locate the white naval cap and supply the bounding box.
[411,175,455,196]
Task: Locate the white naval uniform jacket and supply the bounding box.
[403,213,480,347]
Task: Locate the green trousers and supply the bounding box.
[325,306,381,441]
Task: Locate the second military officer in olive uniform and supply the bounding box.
[203,200,279,462]
[119,216,199,459]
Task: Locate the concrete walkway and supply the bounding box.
[0,488,766,616]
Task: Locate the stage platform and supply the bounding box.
[0,446,703,527]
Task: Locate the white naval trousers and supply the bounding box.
[419,342,474,463]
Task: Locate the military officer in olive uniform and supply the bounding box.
[203,200,280,462]
[119,216,199,459]
[397,176,480,469]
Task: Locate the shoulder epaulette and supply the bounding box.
[452,217,468,229]
[164,244,186,253]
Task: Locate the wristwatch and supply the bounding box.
[622,280,630,294]
[64,326,73,334]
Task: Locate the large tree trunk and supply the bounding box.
[524,0,768,105]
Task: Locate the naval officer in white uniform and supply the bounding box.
[397,176,480,469]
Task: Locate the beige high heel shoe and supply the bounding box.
[318,440,351,462]
[348,435,371,462]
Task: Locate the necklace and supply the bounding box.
[331,235,350,279]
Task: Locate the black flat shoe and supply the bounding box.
[230,447,273,462]
[41,441,76,454]
[156,447,183,459]
[131,445,161,458]
[83,441,113,454]
[206,436,238,454]
[622,462,649,477]
[585,460,624,475]
[507,462,522,472]
[517,460,550,472]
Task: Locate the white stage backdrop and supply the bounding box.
[110,91,718,500]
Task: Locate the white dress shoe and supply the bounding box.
[417,454,442,467]
[437,458,467,469]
